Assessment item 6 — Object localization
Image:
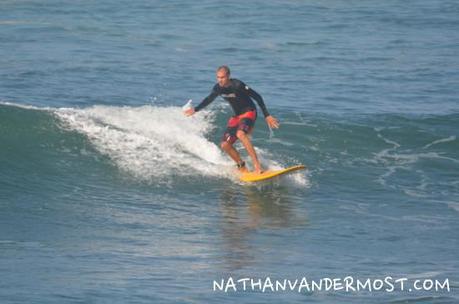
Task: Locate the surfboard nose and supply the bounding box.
[239,165,306,182]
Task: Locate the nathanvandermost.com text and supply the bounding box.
[213,276,450,293]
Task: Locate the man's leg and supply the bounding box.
[220,121,248,171]
[220,141,248,172]
[220,141,242,164]
[236,130,263,173]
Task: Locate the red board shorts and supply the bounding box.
[221,110,257,145]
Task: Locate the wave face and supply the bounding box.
[1,103,310,188]
[2,102,457,195]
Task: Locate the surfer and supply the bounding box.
[184,65,279,174]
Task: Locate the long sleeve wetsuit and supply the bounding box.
[194,78,270,117]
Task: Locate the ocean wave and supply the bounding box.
[1,102,308,186]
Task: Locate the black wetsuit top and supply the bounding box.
[194,78,270,117]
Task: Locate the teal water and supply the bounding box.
[1,0,458,303]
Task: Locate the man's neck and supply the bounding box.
[220,79,232,88]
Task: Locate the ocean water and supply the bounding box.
[1,0,458,303]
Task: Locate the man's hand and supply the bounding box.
[265,115,279,129]
[184,107,195,116]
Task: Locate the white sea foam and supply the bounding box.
[447,202,459,214]
[404,271,444,280]
[423,136,456,149]
[54,105,233,181]
[0,100,51,111]
[267,137,295,147]
[376,133,401,149]
[53,104,309,186]
[375,151,459,166]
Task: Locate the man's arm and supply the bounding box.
[194,86,219,112]
[247,87,270,118]
[240,81,270,117]
[241,81,279,129]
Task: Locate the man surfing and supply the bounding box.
[184,65,279,174]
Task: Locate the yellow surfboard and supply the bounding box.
[239,165,306,182]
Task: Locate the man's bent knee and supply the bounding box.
[220,141,232,151]
[236,130,247,140]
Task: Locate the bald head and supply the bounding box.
[217,65,230,76]
[216,65,231,87]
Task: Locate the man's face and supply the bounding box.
[216,70,230,87]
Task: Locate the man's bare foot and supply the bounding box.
[237,161,248,173]
[253,164,263,174]
[239,167,249,173]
